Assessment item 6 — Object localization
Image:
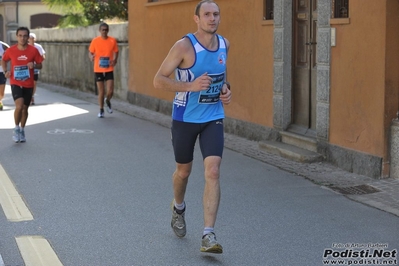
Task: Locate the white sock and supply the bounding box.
[203,227,214,236]
[174,201,185,211]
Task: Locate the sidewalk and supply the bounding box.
[39,83,399,217]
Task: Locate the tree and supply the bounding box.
[79,0,128,24]
[41,0,128,27]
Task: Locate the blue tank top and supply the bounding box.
[172,33,227,123]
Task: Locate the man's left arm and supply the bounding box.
[111,39,119,66]
[220,38,231,105]
[111,51,119,66]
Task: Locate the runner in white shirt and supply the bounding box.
[28,33,45,105]
[0,41,9,110]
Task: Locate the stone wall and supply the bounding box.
[390,119,399,178]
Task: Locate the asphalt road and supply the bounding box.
[0,85,398,266]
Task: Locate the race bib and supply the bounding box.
[198,73,225,104]
[13,66,30,81]
[99,57,110,68]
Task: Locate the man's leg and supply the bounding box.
[105,79,114,102]
[200,156,223,253]
[20,104,29,128]
[12,97,24,142]
[96,79,106,118]
[171,162,192,238]
[14,98,24,126]
[97,81,105,109]
[198,120,224,253]
[173,162,192,205]
[104,78,114,113]
[31,75,38,104]
[0,83,5,110]
[202,156,222,229]
[31,81,36,104]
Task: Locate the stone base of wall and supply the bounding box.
[318,141,382,179]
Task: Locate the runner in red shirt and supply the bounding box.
[1,27,43,143]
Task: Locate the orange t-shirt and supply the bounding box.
[89,36,119,73]
[2,44,43,88]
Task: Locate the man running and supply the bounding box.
[89,22,119,118]
[153,0,231,254]
[0,41,9,110]
[1,27,43,143]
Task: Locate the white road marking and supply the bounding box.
[0,164,33,221]
[16,236,63,266]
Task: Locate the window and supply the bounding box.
[264,0,274,20]
[332,0,349,18]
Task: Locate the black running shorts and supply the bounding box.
[95,71,114,82]
[171,119,224,164]
[11,85,33,106]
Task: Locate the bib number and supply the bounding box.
[198,73,225,104]
[99,57,110,68]
[13,66,30,81]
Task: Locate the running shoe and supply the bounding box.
[12,127,20,143]
[98,109,104,118]
[0,102,3,110]
[200,232,223,254]
[105,99,113,114]
[20,130,26,143]
[171,203,186,238]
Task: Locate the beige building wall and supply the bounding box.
[0,1,62,43]
[330,0,399,175]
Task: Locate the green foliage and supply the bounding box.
[58,13,89,28]
[79,0,128,24]
[41,0,128,27]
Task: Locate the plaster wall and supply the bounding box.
[129,0,275,128]
[329,0,399,163]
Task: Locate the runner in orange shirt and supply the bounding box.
[88,23,119,118]
[1,27,43,143]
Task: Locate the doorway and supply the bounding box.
[292,0,318,135]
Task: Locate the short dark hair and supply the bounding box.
[195,0,220,17]
[16,27,30,36]
[99,22,109,30]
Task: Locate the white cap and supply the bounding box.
[29,33,36,39]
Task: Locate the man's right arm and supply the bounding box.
[153,39,212,92]
[88,40,95,61]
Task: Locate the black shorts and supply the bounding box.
[34,74,39,81]
[0,72,6,85]
[171,119,224,164]
[11,85,33,106]
[95,71,114,82]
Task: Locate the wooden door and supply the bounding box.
[293,0,318,133]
